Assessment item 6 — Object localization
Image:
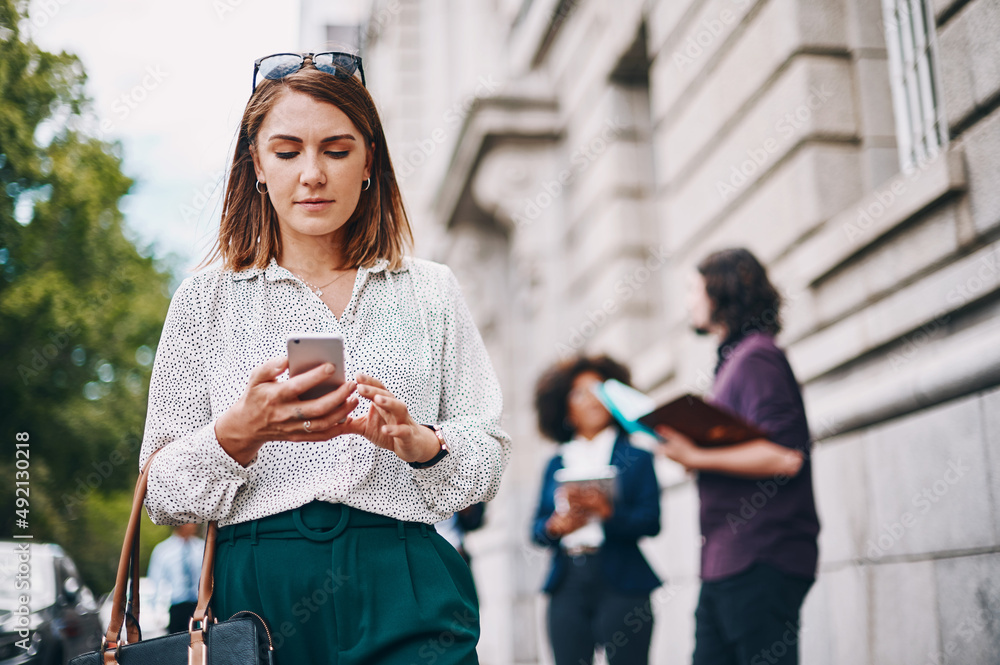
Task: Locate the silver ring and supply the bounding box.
[304,421,312,433]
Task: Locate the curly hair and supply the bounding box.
[697,248,782,338]
[534,355,631,443]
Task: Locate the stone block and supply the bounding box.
[572,197,651,276]
[824,565,871,665]
[934,552,1000,665]
[664,144,858,256]
[981,386,1000,541]
[853,56,897,140]
[655,0,789,140]
[812,432,871,564]
[590,308,656,359]
[863,396,994,559]
[664,55,856,189]
[801,300,1000,438]
[571,140,653,225]
[962,106,1000,235]
[651,0,847,167]
[937,6,976,131]
[844,0,891,50]
[683,144,862,271]
[647,0,722,58]
[810,202,959,326]
[855,203,958,298]
[964,0,1000,108]
[872,559,939,665]
[799,571,832,665]
[649,0,761,121]
[789,238,1000,382]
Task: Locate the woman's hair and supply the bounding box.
[197,66,412,272]
[534,355,631,443]
[697,247,782,338]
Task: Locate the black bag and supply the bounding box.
[70,448,274,665]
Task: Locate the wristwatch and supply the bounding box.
[408,424,449,469]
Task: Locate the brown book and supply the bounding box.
[637,394,766,447]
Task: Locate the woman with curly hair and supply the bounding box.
[531,355,661,665]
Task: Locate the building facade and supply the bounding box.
[355,0,1000,662]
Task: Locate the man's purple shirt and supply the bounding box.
[699,332,820,581]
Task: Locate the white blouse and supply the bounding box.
[139,255,510,527]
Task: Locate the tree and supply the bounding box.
[0,0,174,593]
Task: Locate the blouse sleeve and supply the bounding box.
[139,276,251,525]
[407,266,511,513]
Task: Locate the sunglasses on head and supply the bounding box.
[252,52,366,91]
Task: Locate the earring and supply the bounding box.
[255,180,267,194]
[256,235,261,243]
[361,177,371,191]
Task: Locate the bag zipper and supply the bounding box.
[227,610,275,651]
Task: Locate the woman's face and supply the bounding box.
[251,90,372,245]
[566,370,612,437]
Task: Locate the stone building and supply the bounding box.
[351,0,1000,662]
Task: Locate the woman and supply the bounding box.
[138,52,510,664]
[531,355,661,665]
[657,248,819,665]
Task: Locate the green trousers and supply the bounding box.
[212,501,480,665]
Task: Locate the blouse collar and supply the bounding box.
[230,256,410,282]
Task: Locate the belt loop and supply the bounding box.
[250,520,259,546]
[397,521,406,540]
[420,523,429,538]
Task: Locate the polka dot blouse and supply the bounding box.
[139,256,511,527]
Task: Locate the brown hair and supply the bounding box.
[197,66,412,272]
[697,248,782,338]
[533,355,631,443]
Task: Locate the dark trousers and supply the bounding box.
[167,601,197,634]
[547,552,653,665]
[212,501,479,665]
[692,563,813,665]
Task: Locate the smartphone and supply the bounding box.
[286,333,346,400]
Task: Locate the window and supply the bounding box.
[881,0,948,171]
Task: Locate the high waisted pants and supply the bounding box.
[212,500,480,665]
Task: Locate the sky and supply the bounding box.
[26,0,303,277]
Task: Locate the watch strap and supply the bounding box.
[409,424,449,469]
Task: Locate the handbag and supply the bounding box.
[70,448,274,665]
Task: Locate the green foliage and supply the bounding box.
[0,0,175,594]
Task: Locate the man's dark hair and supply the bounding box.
[697,248,782,338]
[534,355,631,443]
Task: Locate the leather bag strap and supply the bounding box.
[101,447,220,664]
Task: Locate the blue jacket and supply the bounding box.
[531,431,663,594]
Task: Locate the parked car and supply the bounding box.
[97,577,169,641]
[0,542,102,665]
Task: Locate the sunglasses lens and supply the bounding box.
[313,52,358,79]
[258,54,304,82]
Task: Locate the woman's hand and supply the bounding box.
[565,485,613,520]
[214,356,359,466]
[545,509,590,539]
[336,373,441,464]
[655,424,702,470]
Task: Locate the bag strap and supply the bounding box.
[187,521,219,665]
[101,448,220,665]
